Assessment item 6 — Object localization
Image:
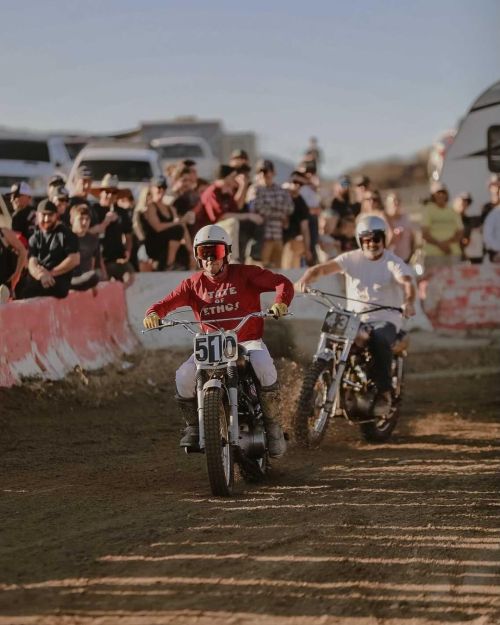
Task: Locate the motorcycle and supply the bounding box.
[293,287,409,446]
[144,310,284,497]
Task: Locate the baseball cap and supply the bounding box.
[256,159,274,173]
[489,173,499,186]
[152,175,168,189]
[231,149,249,160]
[338,175,351,188]
[37,199,58,214]
[354,175,370,187]
[10,181,33,197]
[459,191,473,202]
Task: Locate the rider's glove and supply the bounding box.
[269,302,288,319]
[143,312,161,329]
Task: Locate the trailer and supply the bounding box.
[439,80,500,216]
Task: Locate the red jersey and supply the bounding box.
[146,264,294,341]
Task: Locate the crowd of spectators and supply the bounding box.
[1,141,500,304]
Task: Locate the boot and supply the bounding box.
[260,384,287,458]
[373,390,392,417]
[175,396,199,449]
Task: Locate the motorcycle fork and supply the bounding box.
[227,362,239,445]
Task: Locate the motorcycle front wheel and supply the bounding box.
[293,359,334,448]
[204,387,235,496]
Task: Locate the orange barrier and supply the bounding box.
[0,283,137,388]
[423,263,500,330]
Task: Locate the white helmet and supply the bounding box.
[193,224,232,263]
[355,215,387,248]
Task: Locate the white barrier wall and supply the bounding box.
[125,270,343,350]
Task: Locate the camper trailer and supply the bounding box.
[439,80,500,216]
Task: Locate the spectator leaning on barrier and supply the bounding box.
[421,182,463,273]
[16,199,79,300]
[248,159,294,269]
[281,171,312,269]
[10,182,36,245]
[453,192,483,263]
[92,174,134,283]
[482,201,500,263]
[0,225,28,302]
[70,204,101,291]
[141,176,185,270]
[481,174,500,224]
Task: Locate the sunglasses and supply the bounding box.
[360,232,384,245]
[195,243,227,260]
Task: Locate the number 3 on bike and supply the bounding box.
[294,215,416,446]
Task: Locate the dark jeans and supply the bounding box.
[368,321,397,393]
[16,274,70,299]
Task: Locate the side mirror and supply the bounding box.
[487,125,500,173]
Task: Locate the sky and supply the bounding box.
[0,0,499,176]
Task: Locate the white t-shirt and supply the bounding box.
[334,249,412,331]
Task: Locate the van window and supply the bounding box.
[487,126,500,173]
[156,144,204,159]
[80,160,153,182]
[0,140,50,162]
[64,142,87,160]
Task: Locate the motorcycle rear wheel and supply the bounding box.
[204,387,235,496]
[293,359,334,448]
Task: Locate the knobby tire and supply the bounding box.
[204,387,234,496]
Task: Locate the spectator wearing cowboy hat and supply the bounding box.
[421,181,463,273]
[10,181,36,244]
[92,174,134,283]
[16,199,80,300]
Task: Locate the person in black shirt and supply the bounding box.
[92,174,134,283]
[282,172,313,268]
[10,181,37,244]
[16,199,80,299]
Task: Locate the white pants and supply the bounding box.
[176,340,277,398]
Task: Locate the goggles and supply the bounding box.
[359,231,384,245]
[195,243,227,260]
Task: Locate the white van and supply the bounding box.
[68,143,162,198]
[0,133,72,199]
[150,136,219,180]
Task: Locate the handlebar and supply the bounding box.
[302,286,403,314]
[142,310,290,335]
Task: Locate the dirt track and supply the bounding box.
[1,334,499,625]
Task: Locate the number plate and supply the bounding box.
[321,309,352,337]
[194,331,238,366]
